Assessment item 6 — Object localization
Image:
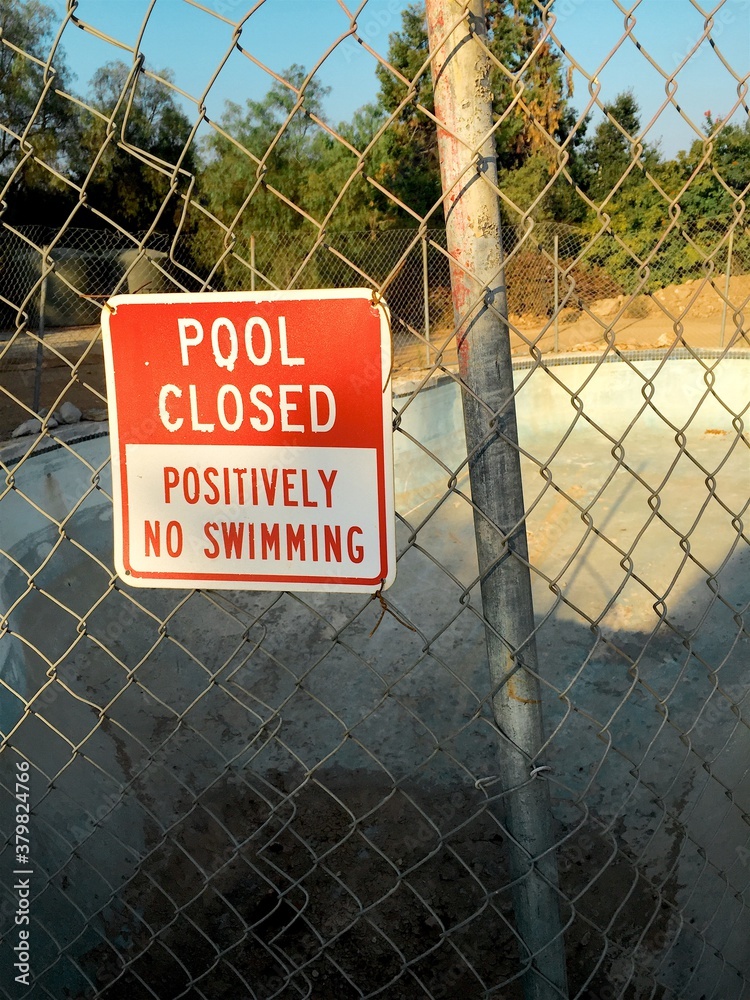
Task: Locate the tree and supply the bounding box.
[705,114,750,198]
[0,0,78,222]
[374,1,574,222]
[583,91,647,204]
[195,66,349,287]
[200,65,330,234]
[578,93,685,291]
[485,0,572,167]
[668,112,750,220]
[303,103,404,232]
[373,4,441,221]
[76,61,197,232]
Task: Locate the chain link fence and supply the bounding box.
[1,1,749,998]
[3,215,748,410]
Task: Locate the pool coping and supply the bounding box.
[2,346,747,465]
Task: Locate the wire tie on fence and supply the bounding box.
[85,294,117,314]
[530,765,552,778]
[368,590,416,638]
[369,289,395,393]
[474,775,500,789]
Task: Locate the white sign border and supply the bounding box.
[101,287,396,593]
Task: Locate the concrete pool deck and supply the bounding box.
[1,349,748,997]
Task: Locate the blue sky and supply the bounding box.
[47,0,749,158]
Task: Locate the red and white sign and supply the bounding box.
[101,289,395,592]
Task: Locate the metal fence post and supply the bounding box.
[720,226,734,349]
[423,232,431,366]
[250,233,256,292]
[424,3,569,997]
[553,233,560,353]
[32,247,48,414]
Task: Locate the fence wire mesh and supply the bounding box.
[0,0,748,998]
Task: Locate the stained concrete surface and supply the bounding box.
[1,354,748,998]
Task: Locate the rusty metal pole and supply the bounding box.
[424,3,568,997]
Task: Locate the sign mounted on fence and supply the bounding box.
[101,289,396,592]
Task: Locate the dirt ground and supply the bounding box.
[1,274,748,443]
[397,272,750,371]
[4,282,747,997]
[518,271,750,355]
[67,771,674,1000]
[0,325,108,443]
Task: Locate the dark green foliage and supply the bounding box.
[76,61,197,232]
[584,91,644,203]
[373,3,441,220]
[0,0,198,231]
[0,0,79,223]
[1,0,746,301]
[372,1,574,221]
[200,65,331,233]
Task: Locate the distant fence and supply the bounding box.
[2,216,747,364]
[0,229,178,330]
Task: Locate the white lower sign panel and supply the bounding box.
[119,444,384,587]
